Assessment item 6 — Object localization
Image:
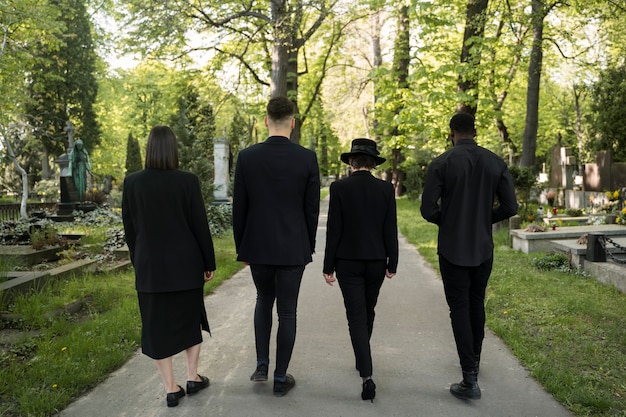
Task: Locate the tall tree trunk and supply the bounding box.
[271,0,302,144]
[520,0,546,169]
[457,0,490,116]
[573,83,585,174]
[1,130,28,218]
[391,5,410,196]
[370,12,383,136]
[41,147,51,179]
[270,0,289,97]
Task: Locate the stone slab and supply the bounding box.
[510,224,626,253]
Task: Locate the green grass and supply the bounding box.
[397,197,626,417]
[0,232,243,417]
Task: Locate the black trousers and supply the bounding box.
[250,264,305,379]
[336,259,386,378]
[439,254,493,372]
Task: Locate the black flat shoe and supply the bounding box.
[166,385,185,407]
[361,379,376,403]
[250,364,268,382]
[273,374,295,397]
[186,375,210,395]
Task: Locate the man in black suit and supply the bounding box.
[233,96,320,397]
[421,112,518,400]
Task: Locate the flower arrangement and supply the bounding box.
[602,189,620,213]
[605,189,620,201]
[616,207,626,225]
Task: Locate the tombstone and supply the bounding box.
[213,137,229,204]
[52,121,78,219]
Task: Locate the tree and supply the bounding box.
[1,0,62,212]
[520,0,563,169]
[117,0,359,144]
[25,0,101,179]
[374,3,410,196]
[457,0,490,116]
[124,133,142,176]
[170,83,216,204]
[591,63,626,161]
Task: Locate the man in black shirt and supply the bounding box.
[421,112,518,400]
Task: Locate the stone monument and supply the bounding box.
[213,136,230,204]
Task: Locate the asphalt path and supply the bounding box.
[59,198,572,417]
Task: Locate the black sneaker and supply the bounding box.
[250,364,268,382]
[273,374,295,397]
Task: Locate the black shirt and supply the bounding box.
[420,139,518,267]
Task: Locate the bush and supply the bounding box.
[33,180,60,202]
[565,208,583,217]
[206,204,232,237]
[531,252,572,272]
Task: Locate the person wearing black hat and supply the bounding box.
[421,112,518,400]
[323,138,398,403]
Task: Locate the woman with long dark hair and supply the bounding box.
[122,125,215,407]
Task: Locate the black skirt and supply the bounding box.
[137,288,210,360]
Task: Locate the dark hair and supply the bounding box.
[349,154,377,170]
[449,112,475,134]
[266,96,295,122]
[145,125,179,170]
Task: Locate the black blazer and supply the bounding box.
[323,170,398,274]
[233,136,320,265]
[122,169,216,293]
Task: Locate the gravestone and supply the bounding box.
[213,137,229,204]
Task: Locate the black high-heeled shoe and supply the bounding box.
[361,379,376,403]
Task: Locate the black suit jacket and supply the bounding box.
[420,138,518,267]
[122,169,216,293]
[233,136,320,265]
[323,170,398,274]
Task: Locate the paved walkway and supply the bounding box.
[59,199,572,417]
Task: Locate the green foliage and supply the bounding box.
[508,166,536,219]
[206,204,232,238]
[124,133,142,177]
[402,147,438,201]
[171,82,216,204]
[25,0,101,159]
[566,208,583,217]
[33,179,60,202]
[591,63,626,161]
[531,252,573,272]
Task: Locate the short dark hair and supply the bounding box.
[449,112,475,134]
[145,125,179,170]
[349,154,377,170]
[267,96,295,123]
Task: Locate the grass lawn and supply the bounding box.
[0,232,243,417]
[397,197,626,417]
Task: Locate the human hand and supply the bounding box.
[323,273,336,286]
[385,270,396,279]
[204,271,214,282]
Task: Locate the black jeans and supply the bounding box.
[250,264,305,379]
[439,254,493,372]
[336,259,386,378]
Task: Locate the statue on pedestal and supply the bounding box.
[68,139,92,201]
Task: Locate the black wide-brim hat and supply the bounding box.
[340,138,386,166]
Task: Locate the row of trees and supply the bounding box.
[2,0,626,205]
